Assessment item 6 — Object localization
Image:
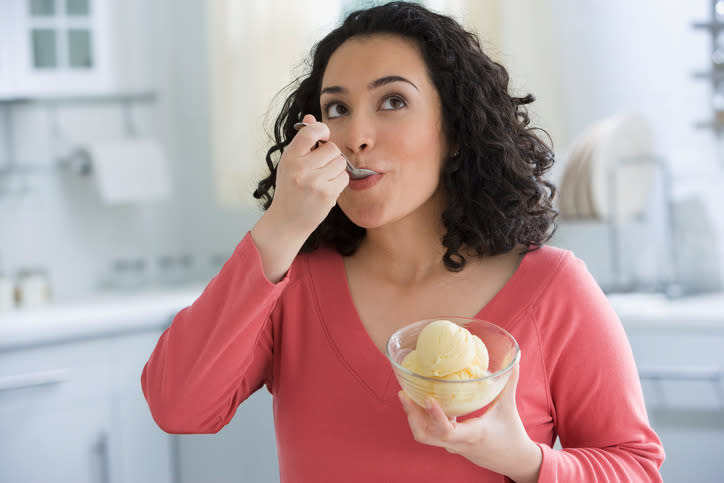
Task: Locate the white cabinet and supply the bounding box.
[0,2,18,98]
[0,329,174,483]
[0,338,114,483]
[176,389,279,483]
[0,0,112,98]
[626,328,724,483]
[110,332,175,483]
[0,396,112,483]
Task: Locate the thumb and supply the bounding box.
[492,354,521,410]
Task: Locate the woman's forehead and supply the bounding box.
[321,34,430,90]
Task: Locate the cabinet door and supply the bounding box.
[0,394,112,483]
[9,0,111,97]
[111,330,174,483]
[176,390,279,483]
[0,336,114,483]
[0,0,20,96]
[626,329,724,482]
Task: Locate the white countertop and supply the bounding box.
[0,284,204,349]
[1,285,723,350]
[607,291,724,330]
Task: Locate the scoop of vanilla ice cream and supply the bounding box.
[402,319,489,378]
[469,333,489,375]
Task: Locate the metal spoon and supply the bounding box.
[293,122,378,179]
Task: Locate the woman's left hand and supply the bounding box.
[398,364,542,483]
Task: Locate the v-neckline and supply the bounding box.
[307,246,535,403]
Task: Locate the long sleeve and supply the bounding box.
[141,233,292,434]
[533,254,665,482]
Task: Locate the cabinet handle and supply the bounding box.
[639,366,724,407]
[638,366,722,382]
[0,368,69,392]
[93,431,111,483]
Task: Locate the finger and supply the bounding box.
[505,361,520,399]
[328,170,350,197]
[494,358,521,410]
[316,155,348,180]
[399,392,434,442]
[310,159,348,200]
[422,398,456,441]
[304,141,342,166]
[326,168,350,198]
[302,113,317,124]
[290,121,330,157]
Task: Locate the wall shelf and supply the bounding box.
[695,119,724,129]
[691,21,724,30]
[692,71,724,81]
[0,90,157,106]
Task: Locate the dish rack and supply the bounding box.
[601,153,681,296]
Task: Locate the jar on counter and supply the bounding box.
[0,273,14,311]
[108,258,148,290]
[15,269,52,308]
[157,254,193,285]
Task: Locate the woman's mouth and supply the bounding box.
[348,173,383,191]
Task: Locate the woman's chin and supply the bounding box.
[339,208,387,230]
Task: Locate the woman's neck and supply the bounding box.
[353,195,450,286]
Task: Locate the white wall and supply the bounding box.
[0,0,258,301]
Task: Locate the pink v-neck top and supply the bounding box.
[142,233,664,482]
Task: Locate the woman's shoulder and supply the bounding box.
[520,244,605,305]
[522,245,617,325]
[519,244,576,284]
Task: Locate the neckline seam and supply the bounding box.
[305,251,398,403]
[480,246,571,327]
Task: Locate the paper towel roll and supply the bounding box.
[83,138,171,204]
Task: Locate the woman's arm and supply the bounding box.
[141,233,291,434]
[142,114,349,434]
[534,255,665,482]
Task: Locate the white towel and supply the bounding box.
[83,138,171,204]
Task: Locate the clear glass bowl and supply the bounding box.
[386,316,520,417]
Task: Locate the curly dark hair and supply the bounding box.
[253,1,557,271]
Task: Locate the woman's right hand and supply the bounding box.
[250,114,349,283]
[268,114,350,235]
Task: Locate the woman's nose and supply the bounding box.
[342,114,375,154]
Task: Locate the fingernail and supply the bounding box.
[425,398,434,411]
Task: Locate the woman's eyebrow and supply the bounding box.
[369,75,419,91]
[320,75,419,95]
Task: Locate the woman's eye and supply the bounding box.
[325,103,348,119]
[381,96,406,110]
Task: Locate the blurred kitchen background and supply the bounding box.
[1,0,723,482]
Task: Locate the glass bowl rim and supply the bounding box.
[385,316,521,384]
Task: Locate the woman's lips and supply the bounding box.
[348,173,383,191]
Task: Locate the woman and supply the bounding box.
[142,2,664,481]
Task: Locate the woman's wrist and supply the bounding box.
[250,209,309,283]
[505,439,542,483]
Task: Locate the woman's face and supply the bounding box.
[320,34,451,229]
